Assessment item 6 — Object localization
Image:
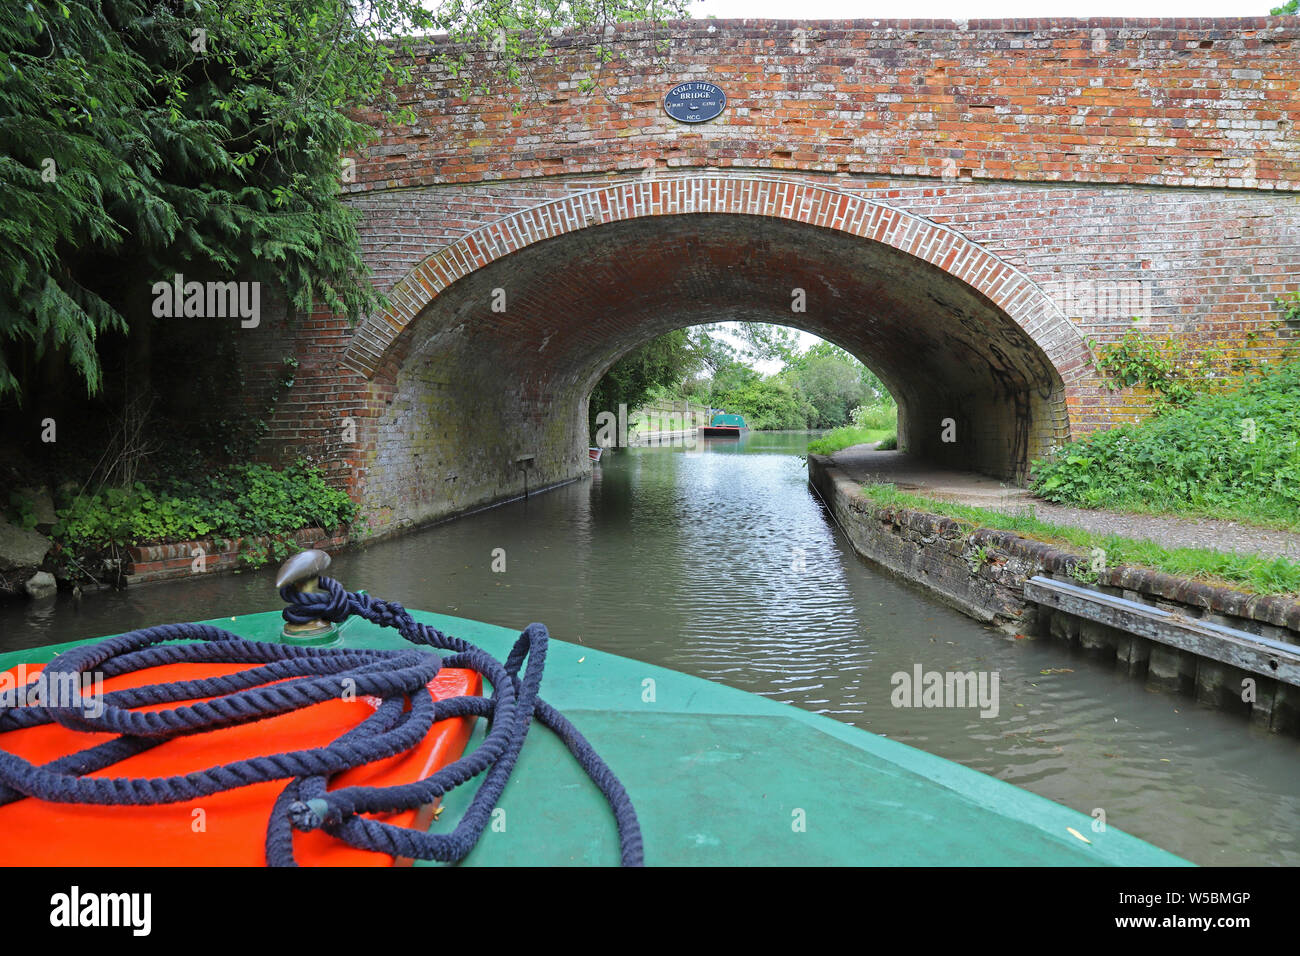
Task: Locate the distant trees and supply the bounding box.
[697,367,816,431]
[587,329,705,438]
[707,338,893,431]
[781,341,892,429]
[1271,1,1297,13]
[589,324,894,434]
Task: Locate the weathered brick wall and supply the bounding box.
[126,527,349,585]
[344,169,1300,440]
[241,306,370,499]
[349,18,1300,193]
[250,19,1300,537]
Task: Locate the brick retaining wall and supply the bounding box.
[125,528,350,586]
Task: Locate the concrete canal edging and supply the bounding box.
[807,454,1300,735]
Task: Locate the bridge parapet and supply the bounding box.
[347,17,1300,194]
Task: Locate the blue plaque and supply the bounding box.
[663,82,726,123]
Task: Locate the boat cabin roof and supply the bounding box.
[710,413,746,427]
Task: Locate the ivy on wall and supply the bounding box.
[1086,320,1299,413]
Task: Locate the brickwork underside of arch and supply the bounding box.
[354,211,1077,532]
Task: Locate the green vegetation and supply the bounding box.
[845,403,897,430]
[1031,359,1300,529]
[1,0,686,402]
[804,402,898,454]
[52,462,357,570]
[593,326,896,438]
[807,428,891,455]
[1087,330,1222,410]
[0,0,684,563]
[1083,328,1283,412]
[588,329,705,438]
[4,0,377,400]
[1280,289,1300,324]
[1272,0,1297,13]
[860,483,1300,596]
[630,412,695,434]
[699,339,892,430]
[704,371,813,431]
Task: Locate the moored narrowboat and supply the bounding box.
[701,413,748,438]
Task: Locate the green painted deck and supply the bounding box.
[710,413,747,428]
[0,609,1191,867]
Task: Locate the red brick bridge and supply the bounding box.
[249,18,1299,537]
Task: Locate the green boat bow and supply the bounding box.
[0,606,1189,867]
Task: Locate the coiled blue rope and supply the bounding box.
[0,577,644,866]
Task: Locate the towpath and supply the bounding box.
[828,446,1300,562]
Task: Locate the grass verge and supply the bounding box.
[807,427,892,456]
[861,482,1300,596]
[1030,359,1300,532]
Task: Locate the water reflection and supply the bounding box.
[2,430,1297,865]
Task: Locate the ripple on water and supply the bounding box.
[2,434,1297,865]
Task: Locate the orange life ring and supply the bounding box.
[0,660,481,866]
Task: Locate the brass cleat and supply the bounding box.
[276,549,341,646]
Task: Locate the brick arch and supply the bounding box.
[342,175,1090,386]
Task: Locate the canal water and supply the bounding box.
[3,431,1297,865]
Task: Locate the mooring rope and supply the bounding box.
[0,577,644,866]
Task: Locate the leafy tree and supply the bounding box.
[725,323,803,366]
[705,358,761,399]
[0,0,687,402]
[784,340,892,408]
[687,327,743,374]
[602,324,898,432]
[588,329,703,438]
[1271,0,1297,13]
[785,355,868,428]
[589,324,778,437]
[715,376,814,430]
